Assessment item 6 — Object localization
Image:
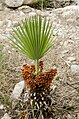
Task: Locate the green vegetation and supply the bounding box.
[30,0,49,9]
[9,15,56,74]
[9,15,57,118]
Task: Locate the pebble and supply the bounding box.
[1,113,11,119]
[10,81,25,100]
[0,104,4,110]
[71,64,79,74]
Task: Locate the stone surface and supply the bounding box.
[0,104,4,110]
[5,0,24,8]
[71,65,79,74]
[10,81,25,100]
[1,113,11,119]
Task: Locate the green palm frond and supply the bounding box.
[9,15,56,61]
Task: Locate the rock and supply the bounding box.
[67,114,72,119]
[77,113,79,119]
[5,0,24,8]
[10,81,25,100]
[0,104,4,110]
[71,64,79,74]
[1,113,11,119]
[23,0,36,5]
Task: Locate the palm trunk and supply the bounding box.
[35,59,39,75]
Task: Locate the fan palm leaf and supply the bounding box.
[9,15,56,60]
[9,15,56,73]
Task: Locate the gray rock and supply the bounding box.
[1,113,11,119]
[5,0,24,8]
[71,64,79,74]
[10,81,25,100]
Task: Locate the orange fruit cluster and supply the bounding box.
[22,61,57,91]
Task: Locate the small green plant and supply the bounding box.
[9,15,56,74]
[9,15,57,119]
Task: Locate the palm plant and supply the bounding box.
[9,15,57,119]
[9,15,56,74]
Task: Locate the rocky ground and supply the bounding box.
[0,1,79,119]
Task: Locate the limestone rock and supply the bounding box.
[10,81,25,100]
[5,0,24,8]
[1,113,11,119]
[71,64,79,74]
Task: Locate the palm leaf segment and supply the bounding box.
[10,15,55,60]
